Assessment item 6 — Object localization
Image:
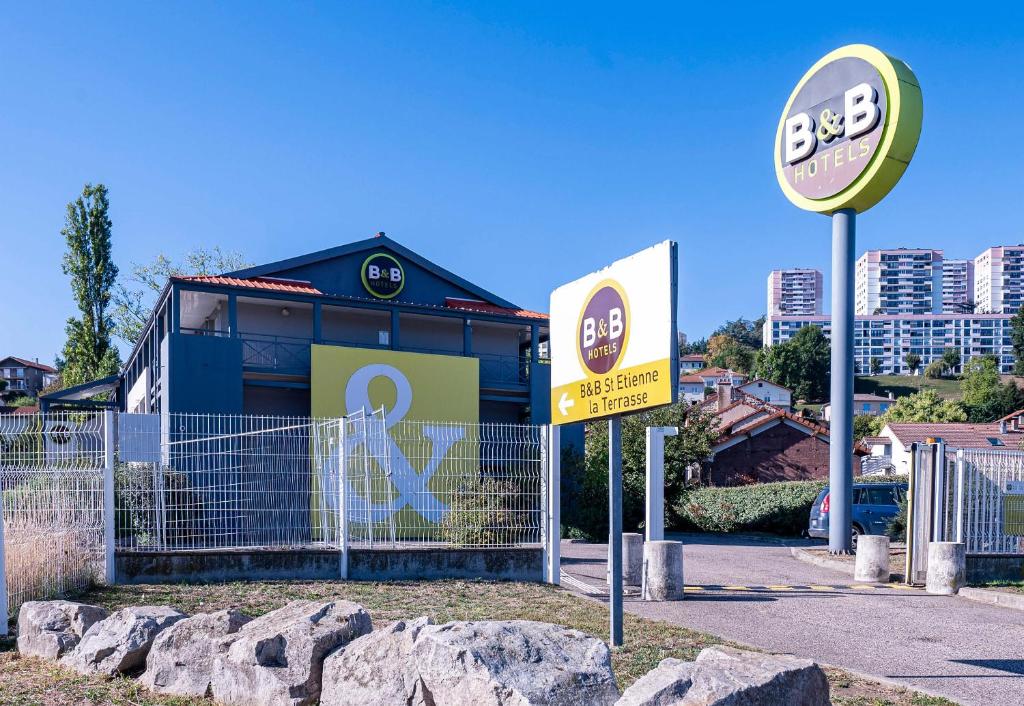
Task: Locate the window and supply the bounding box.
[862,403,871,412]
[16,368,24,378]
[865,486,898,506]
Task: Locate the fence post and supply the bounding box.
[955,449,965,545]
[0,487,8,636]
[933,440,947,542]
[103,410,116,585]
[540,426,549,582]
[338,417,348,580]
[547,425,561,585]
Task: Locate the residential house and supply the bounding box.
[693,367,746,388]
[737,379,792,411]
[878,412,1024,475]
[678,374,707,402]
[822,393,894,422]
[679,353,705,371]
[698,382,866,486]
[0,357,57,399]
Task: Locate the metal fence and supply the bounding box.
[941,447,1024,555]
[0,412,110,632]
[1,409,557,631]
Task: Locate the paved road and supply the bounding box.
[560,533,1024,706]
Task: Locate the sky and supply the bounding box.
[2,2,1023,365]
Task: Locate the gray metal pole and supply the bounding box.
[829,209,856,553]
[609,416,623,646]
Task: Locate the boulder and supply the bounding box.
[140,608,252,696]
[61,606,187,676]
[320,616,434,706]
[323,619,619,706]
[16,600,108,659]
[615,658,694,706]
[616,646,830,706]
[210,599,372,706]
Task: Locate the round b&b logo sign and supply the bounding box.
[361,253,405,299]
[577,280,630,375]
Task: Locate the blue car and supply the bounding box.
[808,482,907,541]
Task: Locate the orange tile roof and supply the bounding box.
[885,423,1023,449]
[444,298,548,321]
[174,275,322,295]
[679,374,705,384]
[4,357,57,373]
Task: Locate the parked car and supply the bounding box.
[808,482,907,541]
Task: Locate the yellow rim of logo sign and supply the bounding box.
[575,278,631,378]
[774,44,923,214]
[361,252,405,299]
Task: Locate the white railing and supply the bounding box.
[946,448,1024,555]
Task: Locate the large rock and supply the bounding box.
[320,616,434,705]
[16,600,108,659]
[617,646,830,706]
[140,608,252,696]
[61,606,187,676]
[210,600,372,706]
[323,619,620,706]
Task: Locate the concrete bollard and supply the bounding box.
[623,533,644,586]
[854,535,891,583]
[926,542,966,595]
[642,540,684,601]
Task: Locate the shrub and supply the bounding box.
[924,361,946,379]
[887,496,908,542]
[438,477,529,547]
[672,480,827,535]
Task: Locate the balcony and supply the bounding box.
[234,332,540,388]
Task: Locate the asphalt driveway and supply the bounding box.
[560,533,1024,706]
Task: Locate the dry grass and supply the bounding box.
[0,579,958,706]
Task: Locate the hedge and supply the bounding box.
[672,480,826,535]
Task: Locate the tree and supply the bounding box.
[752,325,830,401]
[942,347,961,374]
[575,403,719,535]
[705,334,755,373]
[1011,309,1024,376]
[878,389,967,425]
[924,360,945,379]
[870,357,882,375]
[113,247,250,345]
[905,353,922,375]
[853,414,883,441]
[960,355,1024,422]
[59,184,121,389]
[711,316,765,350]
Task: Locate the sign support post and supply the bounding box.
[608,416,624,647]
[829,209,856,554]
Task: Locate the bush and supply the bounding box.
[672,480,827,535]
[924,361,946,379]
[438,478,530,547]
[887,496,908,542]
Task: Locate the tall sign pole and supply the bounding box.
[774,45,922,553]
[549,242,678,646]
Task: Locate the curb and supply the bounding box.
[789,547,855,575]
[959,586,1024,611]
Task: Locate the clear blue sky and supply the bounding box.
[2,2,1022,365]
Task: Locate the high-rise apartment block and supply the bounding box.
[941,259,974,313]
[767,269,823,316]
[974,246,1024,314]
[855,249,943,315]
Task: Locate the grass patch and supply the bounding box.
[855,375,963,401]
[0,579,957,705]
[974,580,1024,593]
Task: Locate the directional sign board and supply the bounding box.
[549,241,677,424]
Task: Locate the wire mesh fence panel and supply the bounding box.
[954,448,1024,555]
[0,412,106,618]
[116,413,336,551]
[345,418,543,548]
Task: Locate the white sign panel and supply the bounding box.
[549,241,677,424]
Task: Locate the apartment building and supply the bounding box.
[767,269,823,316]
[974,245,1024,314]
[855,249,943,315]
[765,314,1013,375]
[941,259,975,313]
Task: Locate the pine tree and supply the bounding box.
[59,183,121,388]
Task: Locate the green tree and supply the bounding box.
[1011,310,1024,376]
[753,325,830,401]
[574,403,719,536]
[942,347,961,373]
[113,247,250,345]
[853,414,883,441]
[870,357,882,375]
[905,353,922,375]
[705,334,755,373]
[960,355,1024,422]
[878,389,967,425]
[711,316,765,350]
[59,183,121,389]
[924,360,945,379]
[680,337,708,356]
